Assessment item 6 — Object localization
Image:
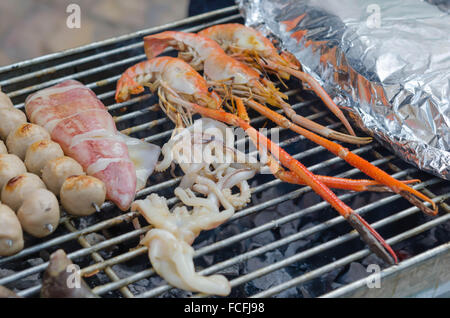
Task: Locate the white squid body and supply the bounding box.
[132,118,261,296]
[117,133,160,191]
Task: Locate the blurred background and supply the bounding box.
[0,0,195,65]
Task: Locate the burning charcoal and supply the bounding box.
[336,262,369,285]
[252,231,276,246]
[284,240,309,258]
[0,268,15,279]
[251,187,278,208]
[163,288,193,298]
[85,232,106,245]
[0,285,21,298]
[299,285,313,298]
[129,284,147,295]
[216,264,240,277]
[299,221,321,243]
[253,210,276,227]
[276,199,298,216]
[41,249,98,298]
[361,254,385,268]
[320,266,343,291]
[279,220,301,237]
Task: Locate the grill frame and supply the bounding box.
[0,5,449,298]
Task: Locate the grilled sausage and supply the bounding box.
[60,175,106,216]
[1,173,46,211]
[24,139,64,176]
[0,108,27,140]
[0,203,24,256]
[6,123,50,160]
[0,141,7,154]
[17,188,60,238]
[0,154,27,190]
[41,156,84,195]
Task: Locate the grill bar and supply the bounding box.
[0,6,448,298]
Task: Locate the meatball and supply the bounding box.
[0,140,7,154]
[60,175,106,216]
[0,89,13,109]
[6,123,50,160]
[0,108,27,140]
[41,156,84,195]
[17,189,60,238]
[0,203,24,256]
[25,139,64,176]
[1,172,46,211]
[0,154,27,190]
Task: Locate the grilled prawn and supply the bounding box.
[141,30,437,219]
[198,23,357,136]
[116,55,407,264]
[142,31,368,145]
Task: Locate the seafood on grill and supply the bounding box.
[140,229,231,296]
[142,31,437,215]
[24,80,161,211]
[198,23,357,136]
[41,249,98,298]
[0,203,24,256]
[25,80,137,211]
[143,30,371,145]
[116,44,437,265]
[132,118,259,295]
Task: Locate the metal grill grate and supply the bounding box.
[0,6,449,298]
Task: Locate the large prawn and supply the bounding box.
[141,31,437,219]
[115,55,429,264]
[142,31,370,145]
[198,23,357,136]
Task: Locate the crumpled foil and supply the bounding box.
[237,0,450,180]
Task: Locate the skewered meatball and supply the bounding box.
[0,89,13,109]
[0,141,7,154]
[25,140,64,176]
[17,189,60,238]
[0,203,24,256]
[0,108,27,140]
[60,175,106,216]
[6,123,50,160]
[1,173,46,211]
[0,154,27,190]
[41,156,84,195]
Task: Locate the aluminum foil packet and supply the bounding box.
[237,0,450,180]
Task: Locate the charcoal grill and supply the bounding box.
[0,5,449,298]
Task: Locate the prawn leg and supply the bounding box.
[167,93,398,265]
[245,99,437,216]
